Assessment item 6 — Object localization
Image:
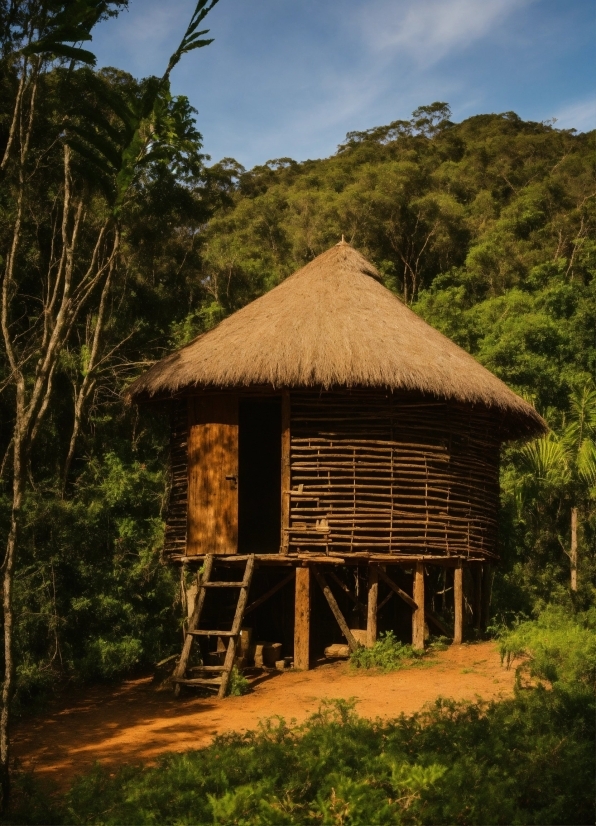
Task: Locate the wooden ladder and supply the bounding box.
[172,554,255,699]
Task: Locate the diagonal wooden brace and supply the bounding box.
[312,567,362,653]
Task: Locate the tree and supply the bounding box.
[520,384,596,591]
[0,0,218,807]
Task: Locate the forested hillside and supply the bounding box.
[1,88,594,708]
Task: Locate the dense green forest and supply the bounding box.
[3,97,594,705]
[1,1,595,821]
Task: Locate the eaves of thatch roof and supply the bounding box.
[127,241,546,438]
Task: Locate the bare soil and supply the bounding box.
[13,641,514,789]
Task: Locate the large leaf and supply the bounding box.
[164,0,219,76]
[521,436,570,486]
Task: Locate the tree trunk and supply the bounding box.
[0,429,24,811]
[570,507,578,592]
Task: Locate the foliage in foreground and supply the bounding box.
[8,687,593,826]
[6,614,596,824]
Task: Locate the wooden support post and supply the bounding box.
[312,567,361,652]
[294,566,310,670]
[367,565,379,648]
[453,562,463,645]
[412,562,425,650]
[280,389,291,555]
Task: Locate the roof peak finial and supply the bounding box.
[337,234,346,245]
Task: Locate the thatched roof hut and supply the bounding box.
[130,241,546,677]
[128,241,544,437]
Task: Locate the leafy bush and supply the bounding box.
[350,631,425,671]
[499,605,596,687]
[10,687,592,826]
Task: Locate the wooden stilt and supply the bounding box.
[312,567,361,652]
[366,565,378,648]
[412,562,425,650]
[453,563,463,644]
[294,566,310,670]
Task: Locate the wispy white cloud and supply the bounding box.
[356,0,536,67]
[552,96,596,133]
[93,0,195,76]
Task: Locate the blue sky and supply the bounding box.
[92,0,596,169]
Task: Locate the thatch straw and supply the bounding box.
[127,241,545,435]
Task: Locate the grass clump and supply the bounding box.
[350,631,425,671]
[227,665,250,696]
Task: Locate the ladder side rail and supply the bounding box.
[173,554,214,687]
[218,555,255,698]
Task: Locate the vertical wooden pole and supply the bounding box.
[570,507,578,592]
[280,389,291,555]
[366,565,378,648]
[294,565,310,670]
[412,562,425,650]
[453,562,463,644]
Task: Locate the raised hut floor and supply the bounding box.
[172,553,491,677]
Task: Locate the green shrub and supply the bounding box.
[7,685,594,825]
[227,665,250,696]
[499,605,596,687]
[51,688,594,825]
[350,631,425,671]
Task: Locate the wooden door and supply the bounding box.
[187,395,239,555]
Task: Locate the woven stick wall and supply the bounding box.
[163,399,188,556]
[288,390,500,558]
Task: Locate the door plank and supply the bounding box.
[187,395,239,556]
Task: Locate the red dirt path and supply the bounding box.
[13,641,514,789]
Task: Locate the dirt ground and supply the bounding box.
[13,641,514,789]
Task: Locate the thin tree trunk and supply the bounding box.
[570,507,578,592]
[61,231,119,492]
[0,423,24,809]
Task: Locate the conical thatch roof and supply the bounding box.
[128,241,545,436]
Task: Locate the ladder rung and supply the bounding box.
[188,665,225,673]
[173,677,222,686]
[202,582,245,588]
[190,630,236,636]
